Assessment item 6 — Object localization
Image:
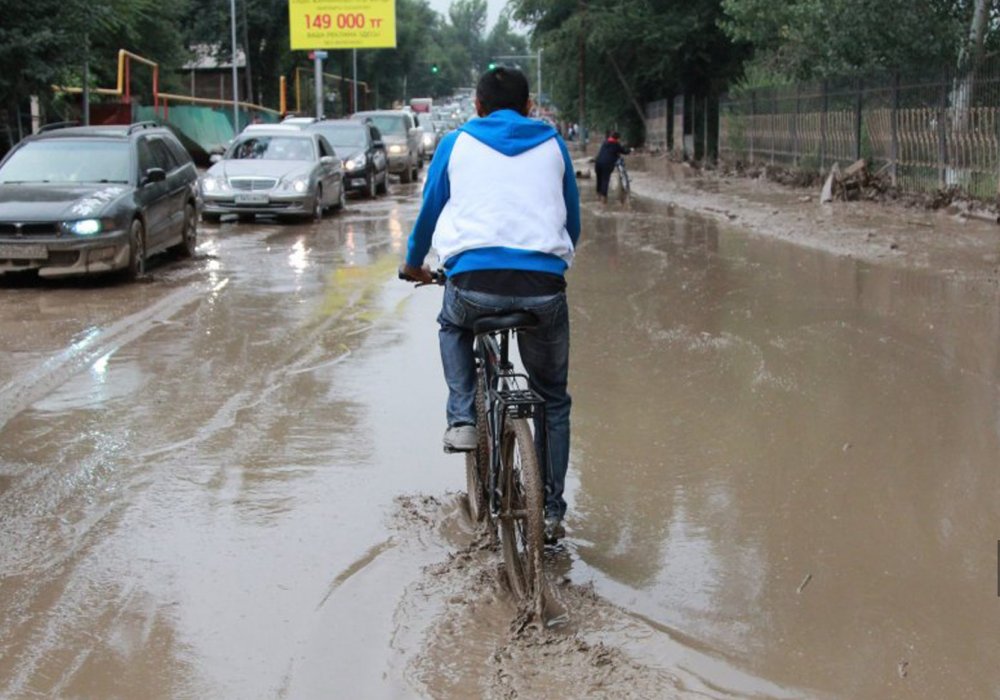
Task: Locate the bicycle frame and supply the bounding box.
[475,327,548,517]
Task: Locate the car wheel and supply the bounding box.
[400,164,412,184]
[410,158,418,182]
[334,183,346,211]
[366,170,377,198]
[171,202,198,258]
[123,219,146,281]
[376,170,389,195]
[311,186,324,221]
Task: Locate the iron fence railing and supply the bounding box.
[718,59,1000,198]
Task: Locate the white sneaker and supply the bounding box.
[443,424,477,452]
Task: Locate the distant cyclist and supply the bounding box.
[401,67,581,543]
[593,130,630,203]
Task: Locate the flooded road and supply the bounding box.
[1,175,997,698]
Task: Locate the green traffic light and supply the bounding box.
[488,62,496,70]
[431,64,439,73]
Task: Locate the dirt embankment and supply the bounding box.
[626,155,1000,284]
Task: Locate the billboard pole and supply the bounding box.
[314,52,323,119]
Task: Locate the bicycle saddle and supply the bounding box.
[473,311,539,335]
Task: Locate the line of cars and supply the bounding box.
[199,110,431,222]
[0,109,432,281]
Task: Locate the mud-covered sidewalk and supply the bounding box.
[628,155,1000,284]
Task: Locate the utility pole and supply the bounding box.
[537,48,543,104]
[83,34,91,126]
[230,0,239,130]
[352,49,358,114]
[578,0,586,152]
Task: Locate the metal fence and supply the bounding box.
[718,59,1000,198]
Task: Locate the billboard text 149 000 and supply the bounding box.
[289,0,397,50]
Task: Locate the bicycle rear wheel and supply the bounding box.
[498,418,545,608]
[464,369,490,522]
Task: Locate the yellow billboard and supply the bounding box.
[289,0,397,50]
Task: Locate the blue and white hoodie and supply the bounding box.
[405,109,581,277]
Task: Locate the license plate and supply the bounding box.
[0,244,47,260]
[234,193,269,204]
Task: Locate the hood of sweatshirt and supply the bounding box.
[457,109,558,157]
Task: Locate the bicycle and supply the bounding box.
[400,268,548,616]
[614,157,631,205]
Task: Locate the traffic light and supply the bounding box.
[431,63,439,74]
[488,62,496,70]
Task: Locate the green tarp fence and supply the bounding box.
[135,105,278,165]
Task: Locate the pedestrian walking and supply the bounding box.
[593,130,629,203]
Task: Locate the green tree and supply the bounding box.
[719,0,971,80]
[511,0,747,142]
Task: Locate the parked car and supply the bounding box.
[406,112,430,164]
[0,122,199,280]
[200,129,344,222]
[307,120,389,198]
[421,122,444,160]
[350,110,420,183]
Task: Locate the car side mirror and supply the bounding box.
[373,140,384,149]
[209,153,222,164]
[320,155,336,165]
[143,167,166,185]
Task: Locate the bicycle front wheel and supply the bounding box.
[464,369,490,523]
[498,418,545,606]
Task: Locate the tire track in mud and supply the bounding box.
[385,495,807,700]
[0,281,215,433]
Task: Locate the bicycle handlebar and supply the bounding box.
[398,266,446,286]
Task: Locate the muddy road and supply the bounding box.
[1,173,998,699]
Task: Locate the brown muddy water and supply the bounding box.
[0,178,998,699]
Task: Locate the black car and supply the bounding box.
[0,122,200,280]
[307,120,390,198]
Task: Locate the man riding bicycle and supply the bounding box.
[401,67,581,543]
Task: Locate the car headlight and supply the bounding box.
[64,218,103,236]
[389,144,404,154]
[346,155,366,171]
[422,133,434,146]
[279,176,310,193]
[201,176,231,193]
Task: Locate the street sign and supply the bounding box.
[289,0,397,50]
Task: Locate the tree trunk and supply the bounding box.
[948,0,988,185]
[606,51,648,134]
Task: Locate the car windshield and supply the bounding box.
[228,136,315,161]
[361,115,407,136]
[311,125,367,150]
[0,139,130,184]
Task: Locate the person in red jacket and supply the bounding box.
[593,131,630,203]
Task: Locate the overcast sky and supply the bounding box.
[425,0,513,31]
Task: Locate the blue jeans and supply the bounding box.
[438,282,572,520]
